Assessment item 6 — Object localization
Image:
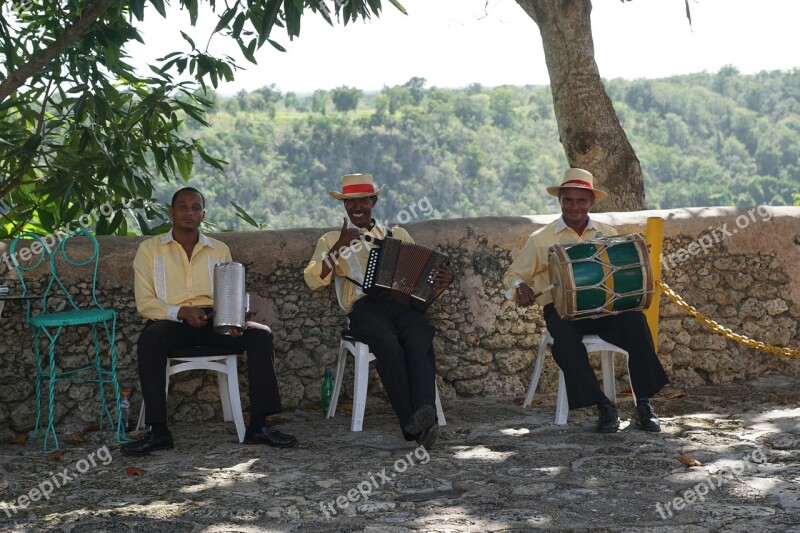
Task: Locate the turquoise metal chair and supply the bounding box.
[10,229,126,452]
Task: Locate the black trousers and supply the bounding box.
[136,317,282,425]
[543,303,669,409]
[347,297,437,440]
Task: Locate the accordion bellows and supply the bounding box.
[362,237,451,311]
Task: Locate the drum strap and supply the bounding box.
[597,245,616,311]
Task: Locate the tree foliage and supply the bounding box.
[165,69,799,232]
[0,0,405,238]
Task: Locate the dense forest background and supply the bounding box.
[155,67,800,232]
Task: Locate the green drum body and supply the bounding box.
[548,233,653,320]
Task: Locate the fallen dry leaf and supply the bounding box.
[126,466,145,476]
[47,450,68,461]
[5,434,28,445]
[678,455,702,467]
[529,398,545,406]
[779,395,788,405]
[63,434,87,444]
[666,390,686,399]
[84,423,101,432]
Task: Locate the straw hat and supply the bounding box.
[546,168,608,201]
[329,173,386,200]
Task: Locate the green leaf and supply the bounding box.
[213,6,238,33]
[180,31,196,49]
[150,0,167,17]
[230,200,263,229]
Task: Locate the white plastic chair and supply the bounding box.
[327,276,446,431]
[523,329,634,425]
[136,347,246,442]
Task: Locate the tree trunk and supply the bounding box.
[515,0,644,211]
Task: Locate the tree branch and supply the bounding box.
[0,0,117,103]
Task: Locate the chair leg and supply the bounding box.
[555,370,569,426]
[600,351,617,405]
[327,343,348,419]
[523,333,551,408]
[217,371,234,422]
[31,328,45,443]
[224,355,246,443]
[434,384,446,426]
[350,343,372,432]
[136,401,146,431]
[43,328,61,453]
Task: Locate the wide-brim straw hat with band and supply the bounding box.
[329,173,386,200]
[546,168,608,201]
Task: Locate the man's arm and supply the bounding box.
[133,243,173,321]
[304,233,337,291]
[503,237,541,307]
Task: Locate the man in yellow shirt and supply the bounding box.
[304,174,452,448]
[504,168,668,433]
[122,187,296,455]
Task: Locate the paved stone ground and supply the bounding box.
[1,374,799,532]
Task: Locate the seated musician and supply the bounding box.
[122,186,297,456]
[303,173,453,449]
[503,168,669,433]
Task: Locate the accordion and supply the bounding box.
[362,237,451,311]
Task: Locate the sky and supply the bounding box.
[130,0,800,95]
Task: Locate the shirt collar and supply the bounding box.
[160,229,216,249]
[347,218,390,238]
[555,216,599,235]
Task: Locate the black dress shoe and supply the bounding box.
[635,400,662,432]
[121,430,174,456]
[596,402,620,434]
[415,423,439,449]
[243,425,298,448]
[404,405,436,437]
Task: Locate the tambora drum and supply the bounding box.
[548,233,653,320]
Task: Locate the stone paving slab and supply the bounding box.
[1,375,799,532]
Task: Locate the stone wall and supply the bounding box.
[1,207,798,439]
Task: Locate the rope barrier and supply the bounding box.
[656,280,800,360]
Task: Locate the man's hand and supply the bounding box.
[431,262,453,290]
[516,283,540,308]
[333,217,362,250]
[178,306,209,328]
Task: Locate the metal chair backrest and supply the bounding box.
[10,229,105,320]
[9,231,55,322]
[49,229,105,312]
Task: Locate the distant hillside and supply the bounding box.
[162,68,799,231]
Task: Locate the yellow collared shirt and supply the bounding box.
[503,216,618,307]
[303,220,413,312]
[133,230,231,321]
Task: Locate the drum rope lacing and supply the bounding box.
[656,280,800,360]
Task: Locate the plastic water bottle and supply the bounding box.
[120,389,133,431]
[321,370,333,417]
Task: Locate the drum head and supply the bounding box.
[548,246,576,319]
